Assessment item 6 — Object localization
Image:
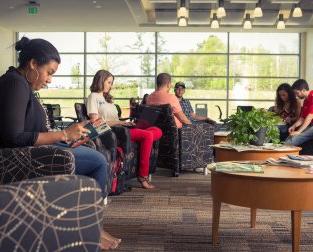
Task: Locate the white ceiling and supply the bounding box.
[0,0,312,31]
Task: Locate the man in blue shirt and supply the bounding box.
[174,82,216,124]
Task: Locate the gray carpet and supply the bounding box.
[103,169,313,251]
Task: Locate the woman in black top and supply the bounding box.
[0,37,120,250]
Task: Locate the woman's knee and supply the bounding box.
[147,127,163,140]
[73,146,109,173]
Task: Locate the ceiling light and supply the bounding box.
[211,13,219,29]
[253,1,263,17]
[217,0,226,18]
[277,14,285,29]
[178,17,188,26]
[177,0,189,18]
[243,13,252,29]
[292,4,303,17]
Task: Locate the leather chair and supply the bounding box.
[136,104,214,176]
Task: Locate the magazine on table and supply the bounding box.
[266,155,313,168]
[207,162,264,173]
[70,119,111,148]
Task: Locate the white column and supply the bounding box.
[0,26,15,75]
[304,29,313,88]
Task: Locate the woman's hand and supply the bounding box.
[288,125,296,134]
[64,122,90,142]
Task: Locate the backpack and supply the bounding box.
[110,147,131,195]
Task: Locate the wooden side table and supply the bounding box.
[211,165,313,252]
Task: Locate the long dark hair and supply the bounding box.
[15,37,60,68]
[90,70,114,103]
[275,83,298,115]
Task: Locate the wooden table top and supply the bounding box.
[215,165,313,181]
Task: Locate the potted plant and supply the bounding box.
[226,108,281,146]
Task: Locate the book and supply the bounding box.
[70,119,111,148]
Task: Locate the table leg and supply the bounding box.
[212,200,221,246]
[291,210,301,252]
[250,208,257,228]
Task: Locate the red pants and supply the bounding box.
[129,127,163,177]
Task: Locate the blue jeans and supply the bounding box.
[55,142,109,198]
[285,126,313,146]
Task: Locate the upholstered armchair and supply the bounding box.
[74,103,159,180]
[0,145,75,184]
[110,125,159,179]
[0,175,104,251]
[136,104,214,177]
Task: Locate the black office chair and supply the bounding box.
[115,103,133,121]
[43,103,77,129]
[237,106,254,113]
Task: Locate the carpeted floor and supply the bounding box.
[103,169,313,251]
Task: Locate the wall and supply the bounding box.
[0,27,15,75]
[304,29,313,87]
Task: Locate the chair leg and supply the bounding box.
[204,166,208,176]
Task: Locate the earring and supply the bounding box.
[25,68,39,83]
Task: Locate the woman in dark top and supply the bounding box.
[0,37,120,250]
[274,83,301,141]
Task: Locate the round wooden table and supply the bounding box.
[214,146,301,162]
[211,165,313,252]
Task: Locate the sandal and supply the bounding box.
[137,176,155,189]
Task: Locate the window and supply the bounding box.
[17,32,300,120]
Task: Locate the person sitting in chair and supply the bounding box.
[87,70,162,189]
[174,81,216,124]
[146,73,191,128]
[285,79,313,146]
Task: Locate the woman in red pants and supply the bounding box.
[86,70,162,189]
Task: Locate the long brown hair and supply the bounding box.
[90,69,114,103]
[275,83,298,117]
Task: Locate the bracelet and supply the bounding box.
[62,130,69,143]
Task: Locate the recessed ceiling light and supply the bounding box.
[92,0,97,3]
[95,5,102,8]
[9,6,15,9]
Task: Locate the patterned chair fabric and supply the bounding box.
[0,145,75,185]
[111,126,159,179]
[0,175,104,252]
[74,103,159,180]
[136,104,214,176]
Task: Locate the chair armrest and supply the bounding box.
[52,115,63,121]
[0,175,103,251]
[111,126,131,153]
[119,117,133,121]
[64,116,78,122]
[0,145,75,185]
